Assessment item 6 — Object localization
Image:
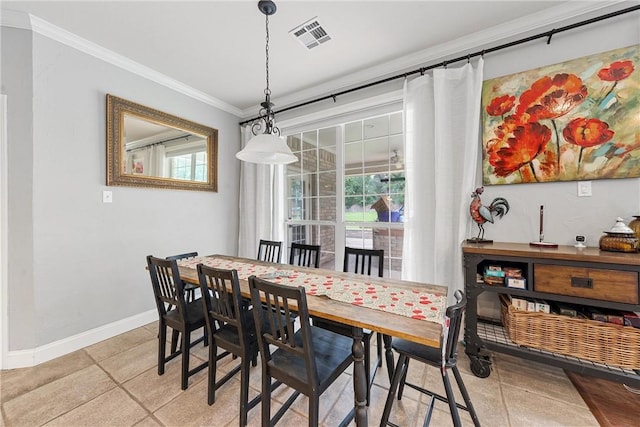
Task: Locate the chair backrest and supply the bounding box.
[248,276,317,386]
[288,243,321,268]
[147,255,188,318]
[257,240,282,263]
[343,247,384,277]
[442,290,467,366]
[166,251,199,261]
[197,264,250,346]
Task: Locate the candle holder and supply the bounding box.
[529,205,558,248]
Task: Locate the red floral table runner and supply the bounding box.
[178,257,445,324]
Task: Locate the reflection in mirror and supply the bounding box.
[123,116,207,181]
[107,94,218,191]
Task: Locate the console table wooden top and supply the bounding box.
[462,241,640,266]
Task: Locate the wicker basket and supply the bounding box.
[500,295,640,369]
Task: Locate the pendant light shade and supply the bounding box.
[236,133,297,164]
[236,0,296,165]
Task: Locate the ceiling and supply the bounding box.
[2,1,625,118]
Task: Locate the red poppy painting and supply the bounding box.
[482,44,639,184]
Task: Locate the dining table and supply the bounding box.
[176,254,448,427]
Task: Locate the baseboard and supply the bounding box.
[4,309,157,369]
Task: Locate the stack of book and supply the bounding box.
[483,265,505,285]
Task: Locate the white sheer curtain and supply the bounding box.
[402,58,484,301]
[237,125,287,260]
[149,144,166,177]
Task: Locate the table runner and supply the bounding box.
[179,256,445,325]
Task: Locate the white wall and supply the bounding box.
[1,23,242,365]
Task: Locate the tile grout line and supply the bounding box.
[87,348,163,427]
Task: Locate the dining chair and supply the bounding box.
[197,264,260,426]
[313,246,386,405]
[288,242,321,268]
[166,252,199,302]
[146,255,208,390]
[249,276,353,427]
[257,239,283,263]
[380,290,481,427]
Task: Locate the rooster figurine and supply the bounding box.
[469,186,510,242]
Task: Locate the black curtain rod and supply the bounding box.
[239,4,639,126]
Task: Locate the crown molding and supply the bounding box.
[1,9,243,117]
[244,0,630,118]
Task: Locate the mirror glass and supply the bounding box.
[107,94,218,191]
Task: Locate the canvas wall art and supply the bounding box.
[481,44,639,185]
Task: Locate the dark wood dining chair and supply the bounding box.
[257,239,283,263]
[380,290,481,427]
[288,242,321,268]
[146,255,208,390]
[249,276,353,427]
[197,264,260,426]
[166,252,199,302]
[313,246,386,405]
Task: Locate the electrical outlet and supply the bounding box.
[102,190,113,203]
[577,181,592,197]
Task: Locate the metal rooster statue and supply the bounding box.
[468,186,510,243]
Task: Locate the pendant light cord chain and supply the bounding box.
[264,14,271,97]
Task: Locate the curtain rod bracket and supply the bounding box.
[332,95,337,103]
[547,29,556,44]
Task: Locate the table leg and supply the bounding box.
[352,326,368,426]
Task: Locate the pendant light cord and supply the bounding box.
[264,14,271,99]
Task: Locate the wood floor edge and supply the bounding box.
[566,371,610,427]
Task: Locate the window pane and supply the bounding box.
[287,134,302,152]
[302,131,317,150]
[344,142,363,170]
[344,121,362,143]
[302,149,318,174]
[319,196,336,221]
[318,126,338,147]
[389,112,403,135]
[319,171,336,196]
[363,116,389,139]
[318,147,336,172]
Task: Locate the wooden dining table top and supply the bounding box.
[177,254,448,348]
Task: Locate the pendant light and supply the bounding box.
[236,0,297,165]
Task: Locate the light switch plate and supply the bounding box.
[102,190,113,203]
[577,181,592,197]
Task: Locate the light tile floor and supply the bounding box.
[1,321,599,427]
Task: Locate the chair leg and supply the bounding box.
[240,357,251,427]
[442,369,462,427]
[397,358,410,400]
[207,341,218,405]
[181,330,190,390]
[171,329,179,354]
[261,373,272,427]
[452,366,481,427]
[380,354,408,427]
[364,335,371,405]
[377,333,384,367]
[158,323,167,375]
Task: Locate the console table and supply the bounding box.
[462,242,640,387]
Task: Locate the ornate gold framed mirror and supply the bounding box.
[106,94,218,191]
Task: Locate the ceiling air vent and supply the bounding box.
[289,17,331,50]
